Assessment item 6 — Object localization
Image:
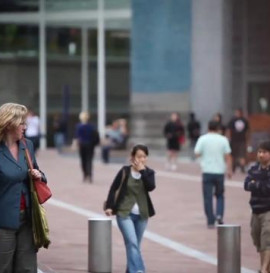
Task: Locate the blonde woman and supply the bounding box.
[0,103,47,273]
[74,111,100,183]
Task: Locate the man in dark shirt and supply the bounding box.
[244,141,270,273]
[227,108,249,173]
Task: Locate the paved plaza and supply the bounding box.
[36,148,258,273]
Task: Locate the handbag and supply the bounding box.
[33,180,52,204]
[23,139,52,204]
[103,169,126,211]
[23,139,51,249]
[31,185,51,249]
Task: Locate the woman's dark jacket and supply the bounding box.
[244,162,270,214]
[105,165,156,217]
[0,139,47,229]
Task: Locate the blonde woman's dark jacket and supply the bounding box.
[105,165,156,216]
[0,138,47,229]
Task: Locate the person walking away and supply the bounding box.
[194,120,232,228]
[244,141,270,273]
[227,108,250,173]
[186,112,201,159]
[0,102,47,273]
[104,144,156,273]
[25,109,40,154]
[74,111,100,183]
[163,112,185,170]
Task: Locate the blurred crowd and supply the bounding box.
[163,108,250,174]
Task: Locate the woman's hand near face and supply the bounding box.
[132,160,145,171]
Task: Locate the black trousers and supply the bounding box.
[0,212,37,273]
[79,143,94,179]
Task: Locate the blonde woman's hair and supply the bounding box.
[79,111,90,123]
[0,103,28,141]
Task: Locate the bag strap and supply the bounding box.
[22,138,36,193]
[22,138,34,170]
[115,169,126,201]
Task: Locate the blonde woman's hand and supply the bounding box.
[30,169,42,180]
[105,209,113,216]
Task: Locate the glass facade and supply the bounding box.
[0,26,129,59]
[0,0,131,147]
[0,0,131,59]
[0,0,130,12]
[0,0,39,12]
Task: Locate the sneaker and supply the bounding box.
[216,216,224,225]
[207,224,215,229]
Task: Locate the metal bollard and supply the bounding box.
[217,224,241,273]
[88,218,112,273]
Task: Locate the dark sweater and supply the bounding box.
[244,163,270,214]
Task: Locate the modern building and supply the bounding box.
[0,0,269,148]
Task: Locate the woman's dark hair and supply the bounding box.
[131,144,149,156]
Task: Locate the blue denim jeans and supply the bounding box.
[202,173,224,225]
[116,213,148,273]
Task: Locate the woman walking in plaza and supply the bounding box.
[0,103,47,273]
[163,112,185,171]
[104,144,156,273]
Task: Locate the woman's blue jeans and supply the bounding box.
[116,213,148,273]
[202,173,224,225]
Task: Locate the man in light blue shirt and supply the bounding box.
[194,120,232,228]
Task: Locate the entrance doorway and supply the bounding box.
[248,82,270,114]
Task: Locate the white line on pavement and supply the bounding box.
[47,198,255,273]
[157,170,244,188]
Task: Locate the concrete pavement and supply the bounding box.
[36,148,258,273]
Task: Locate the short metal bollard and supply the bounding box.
[88,218,112,273]
[217,224,241,273]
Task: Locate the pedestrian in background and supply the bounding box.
[53,113,67,154]
[194,120,232,228]
[104,144,156,273]
[74,111,99,183]
[244,140,270,273]
[186,112,201,159]
[0,103,47,273]
[163,112,185,170]
[227,108,250,173]
[213,112,226,135]
[25,108,40,154]
[101,119,128,164]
